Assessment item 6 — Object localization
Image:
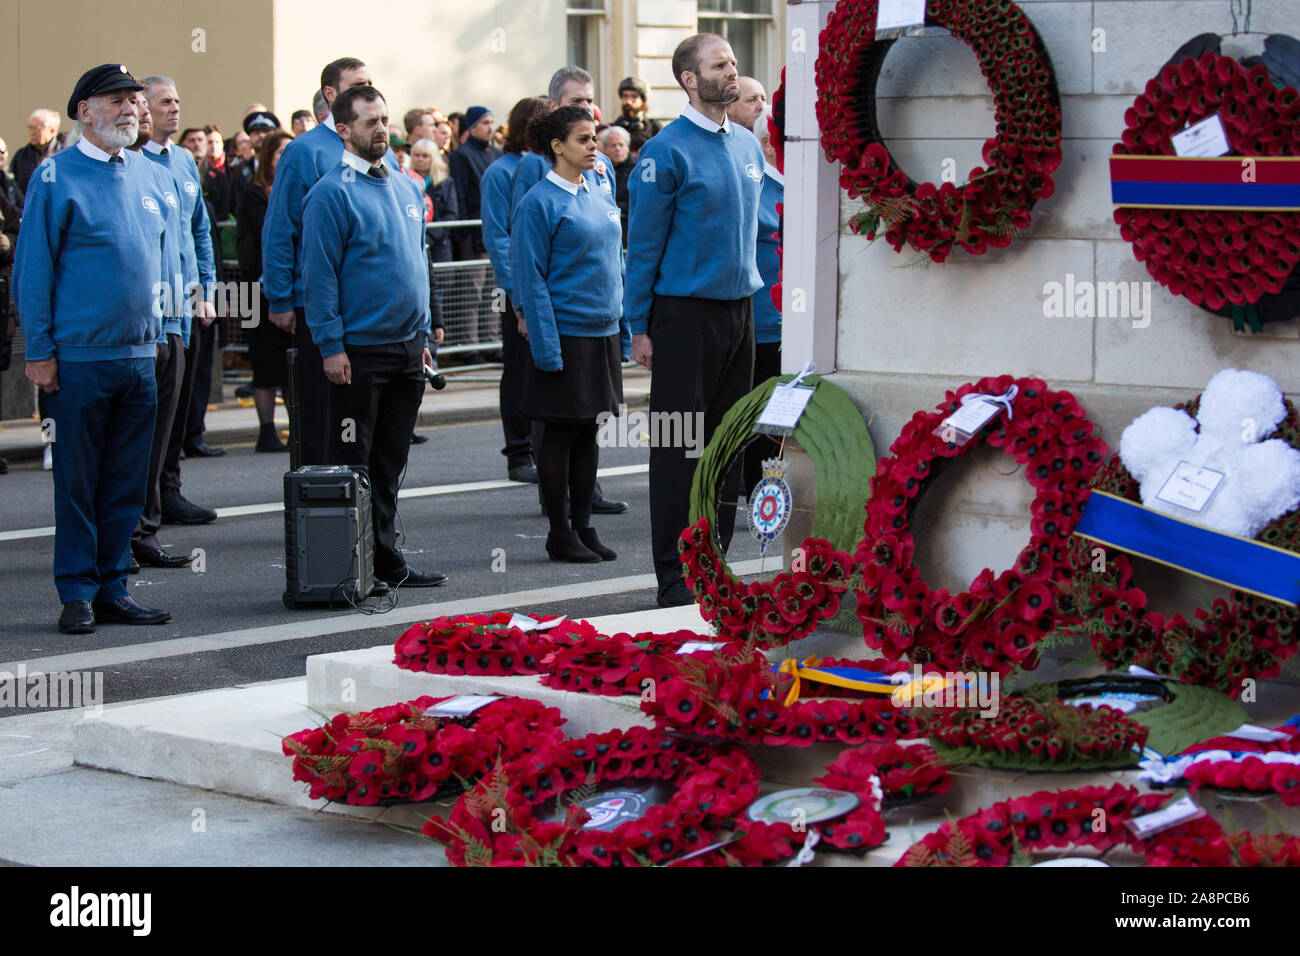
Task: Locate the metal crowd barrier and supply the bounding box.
[216,219,503,358]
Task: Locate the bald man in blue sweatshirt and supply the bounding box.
[625,34,764,607]
[302,86,446,590]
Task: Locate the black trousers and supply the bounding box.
[743,339,783,495]
[326,338,425,575]
[499,300,533,469]
[293,308,331,467]
[133,333,185,551]
[647,294,754,595]
[183,320,217,447]
[161,326,201,496]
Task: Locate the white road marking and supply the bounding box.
[0,556,779,675]
[0,464,649,541]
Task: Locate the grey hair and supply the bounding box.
[141,75,176,96]
[29,108,60,129]
[600,125,630,148]
[548,66,593,103]
[312,88,329,122]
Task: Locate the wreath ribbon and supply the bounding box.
[1074,490,1300,606]
[768,656,960,706]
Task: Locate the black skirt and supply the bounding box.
[247,296,294,388]
[523,333,623,423]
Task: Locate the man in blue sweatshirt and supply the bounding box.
[140,75,222,530]
[302,85,446,591]
[15,64,174,633]
[625,34,764,607]
[262,56,399,467]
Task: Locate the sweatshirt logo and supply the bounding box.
[184,180,199,197]
[163,191,178,208]
[745,163,762,182]
[405,203,420,222]
[141,196,160,215]
[607,209,620,224]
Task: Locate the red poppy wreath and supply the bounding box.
[1142,816,1300,866]
[282,695,567,806]
[424,727,804,867]
[1058,393,1300,697]
[1113,34,1300,329]
[855,375,1107,674]
[816,0,1062,261]
[393,613,600,678]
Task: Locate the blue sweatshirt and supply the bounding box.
[15,145,167,362]
[510,173,629,372]
[301,162,431,357]
[509,150,617,226]
[262,121,400,313]
[479,152,522,297]
[147,161,188,344]
[623,117,764,334]
[755,168,783,344]
[144,143,215,344]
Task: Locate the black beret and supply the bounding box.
[67,64,144,119]
[243,111,281,134]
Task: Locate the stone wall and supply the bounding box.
[824,0,1299,612]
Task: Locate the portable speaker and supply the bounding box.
[282,465,375,608]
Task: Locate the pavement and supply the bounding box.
[0,364,652,463]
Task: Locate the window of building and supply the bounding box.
[699,0,776,90]
[567,0,607,102]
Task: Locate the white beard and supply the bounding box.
[96,115,138,151]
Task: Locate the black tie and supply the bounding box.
[110,154,124,164]
[160,146,169,155]
[368,163,388,179]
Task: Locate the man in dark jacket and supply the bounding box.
[611,77,662,158]
[10,109,67,197]
[448,106,501,349]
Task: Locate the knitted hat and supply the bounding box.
[618,76,648,100]
[464,106,491,130]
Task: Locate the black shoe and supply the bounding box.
[509,463,539,483]
[378,567,448,587]
[0,457,8,475]
[657,579,695,608]
[128,554,141,574]
[58,601,95,634]
[132,544,193,569]
[410,432,429,445]
[183,440,226,458]
[92,595,171,625]
[161,492,217,525]
[592,490,629,515]
[546,529,601,563]
[255,423,288,452]
[575,527,616,561]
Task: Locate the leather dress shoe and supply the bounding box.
[162,491,217,525]
[379,567,448,587]
[592,490,629,515]
[92,595,171,625]
[132,544,193,569]
[183,440,226,457]
[129,553,141,575]
[656,579,696,609]
[59,601,96,634]
[509,463,539,483]
[410,432,429,445]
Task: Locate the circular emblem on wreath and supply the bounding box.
[746,457,793,554]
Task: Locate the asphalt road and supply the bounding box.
[0,418,766,710]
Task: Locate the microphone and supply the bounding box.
[423,364,446,390]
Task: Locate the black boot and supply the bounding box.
[546,529,601,563]
[575,527,616,561]
[255,423,288,452]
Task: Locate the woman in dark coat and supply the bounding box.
[236,129,294,452]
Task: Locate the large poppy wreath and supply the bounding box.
[856,375,1107,674]
[1057,393,1300,697]
[1114,34,1300,329]
[424,727,804,867]
[816,0,1062,262]
[680,374,872,646]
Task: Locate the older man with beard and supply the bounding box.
[15,64,174,633]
